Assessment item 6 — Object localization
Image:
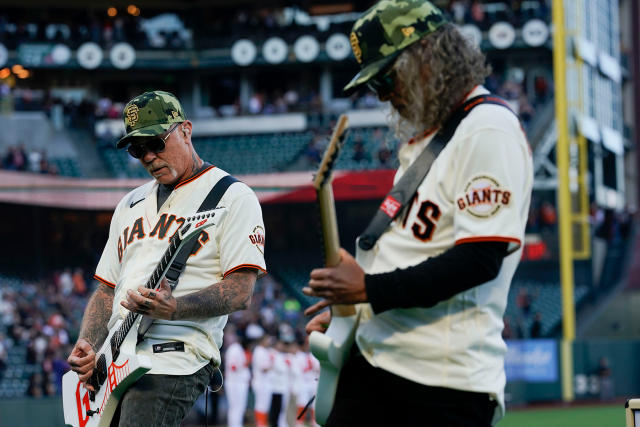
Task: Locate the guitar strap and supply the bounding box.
[137,174,239,342]
[357,94,517,251]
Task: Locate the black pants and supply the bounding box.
[110,363,213,427]
[326,351,496,427]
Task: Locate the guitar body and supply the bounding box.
[309,310,360,424]
[62,319,151,427]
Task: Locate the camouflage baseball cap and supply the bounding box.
[344,0,447,92]
[116,90,187,149]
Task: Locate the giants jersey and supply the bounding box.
[354,86,532,421]
[224,342,251,383]
[94,166,266,375]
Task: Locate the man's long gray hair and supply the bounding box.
[390,23,491,141]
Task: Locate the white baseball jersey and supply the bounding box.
[293,350,319,405]
[251,344,274,413]
[224,342,251,383]
[354,86,533,422]
[224,342,251,427]
[94,166,266,375]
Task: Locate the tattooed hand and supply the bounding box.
[120,278,177,320]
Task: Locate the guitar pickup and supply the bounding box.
[96,354,108,386]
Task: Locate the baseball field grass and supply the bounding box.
[499,402,624,426]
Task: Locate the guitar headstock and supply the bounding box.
[312,114,349,191]
[178,207,225,241]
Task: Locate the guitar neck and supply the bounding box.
[316,177,356,318]
[317,185,340,267]
[110,233,183,352]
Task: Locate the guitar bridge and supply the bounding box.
[86,408,100,417]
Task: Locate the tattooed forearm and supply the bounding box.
[78,284,114,350]
[173,269,257,320]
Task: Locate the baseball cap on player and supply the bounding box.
[116,90,187,149]
[343,0,447,92]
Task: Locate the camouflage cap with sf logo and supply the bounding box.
[343,0,447,92]
[116,90,186,149]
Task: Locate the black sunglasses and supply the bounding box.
[127,123,181,159]
[367,66,396,96]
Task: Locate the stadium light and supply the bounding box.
[0,68,9,79]
[108,7,117,17]
[127,5,140,16]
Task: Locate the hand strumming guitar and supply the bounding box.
[120,278,177,320]
[302,248,368,317]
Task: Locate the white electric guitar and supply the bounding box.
[62,207,226,427]
[309,114,361,425]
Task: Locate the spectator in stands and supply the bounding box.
[27,372,44,398]
[534,75,550,104]
[516,287,532,317]
[0,333,7,376]
[72,268,87,296]
[302,134,323,166]
[351,136,370,163]
[470,1,486,27]
[530,312,543,338]
[539,201,557,230]
[597,356,614,401]
[3,145,27,171]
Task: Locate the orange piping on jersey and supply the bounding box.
[94,274,116,289]
[174,165,216,190]
[454,236,521,246]
[223,264,267,278]
[407,126,438,145]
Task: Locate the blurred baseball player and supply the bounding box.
[304,1,532,426]
[268,338,293,427]
[293,338,320,427]
[251,334,274,427]
[224,333,251,427]
[67,91,266,426]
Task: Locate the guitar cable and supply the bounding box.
[205,366,223,427]
[297,395,315,420]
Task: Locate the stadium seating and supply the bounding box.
[504,279,590,337]
[97,126,399,178]
[0,346,32,398]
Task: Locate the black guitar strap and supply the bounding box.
[357,94,518,251]
[137,174,239,342]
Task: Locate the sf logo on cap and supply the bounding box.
[126,104,139,127]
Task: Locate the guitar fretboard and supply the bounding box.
[109,233,182,351]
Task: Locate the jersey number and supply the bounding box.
[411,200,441,242]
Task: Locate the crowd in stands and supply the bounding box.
[1,143,58,175]
[0,12,155,50]
[0,2,550,51]
[0,268,88,398]
[437,0,550,29]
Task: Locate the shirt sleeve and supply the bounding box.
[219,191,267,278]
[94,204,123,289]
[453,122,530,254]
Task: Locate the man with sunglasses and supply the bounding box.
[304,1,532,426]
[67,90,267,426]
